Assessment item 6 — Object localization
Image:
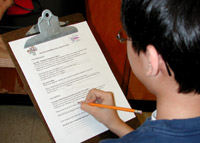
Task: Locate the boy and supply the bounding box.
[81,0,200,142]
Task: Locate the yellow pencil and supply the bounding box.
[88,103,142,114]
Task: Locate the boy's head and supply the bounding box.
[121,0,200,94]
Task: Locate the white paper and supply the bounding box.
[9,21,135,143]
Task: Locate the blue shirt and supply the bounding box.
[100,116,200,143]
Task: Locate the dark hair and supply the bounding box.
[121,0,200,94]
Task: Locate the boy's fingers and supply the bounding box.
[80,102,97,115]
[88,89,113,99]
[85,89,104,103]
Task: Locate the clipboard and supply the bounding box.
[2,10,86,143]
[3,10,140,143]
[5,9,80,143]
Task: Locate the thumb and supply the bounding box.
[80,102,91,112]
[80,102,96,115]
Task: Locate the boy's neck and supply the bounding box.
[156,92,200,120]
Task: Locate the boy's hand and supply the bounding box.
[80,88,121,127]
[81,89,134,137]
[0,0,14,20]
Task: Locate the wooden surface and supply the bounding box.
[0,35,14,68]
[85,0,129,94]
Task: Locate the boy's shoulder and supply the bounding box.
[101,116,200,143]
[130,116,200,142]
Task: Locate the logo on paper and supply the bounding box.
[70,35,80,43]
[27,46,38,56]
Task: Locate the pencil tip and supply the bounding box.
[78,101,84,104]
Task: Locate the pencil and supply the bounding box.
[88,103,142,114]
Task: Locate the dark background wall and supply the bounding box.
[0,0,86,34]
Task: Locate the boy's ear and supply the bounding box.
[145,45,159,76]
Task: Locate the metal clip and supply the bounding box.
[25,9,78,48]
